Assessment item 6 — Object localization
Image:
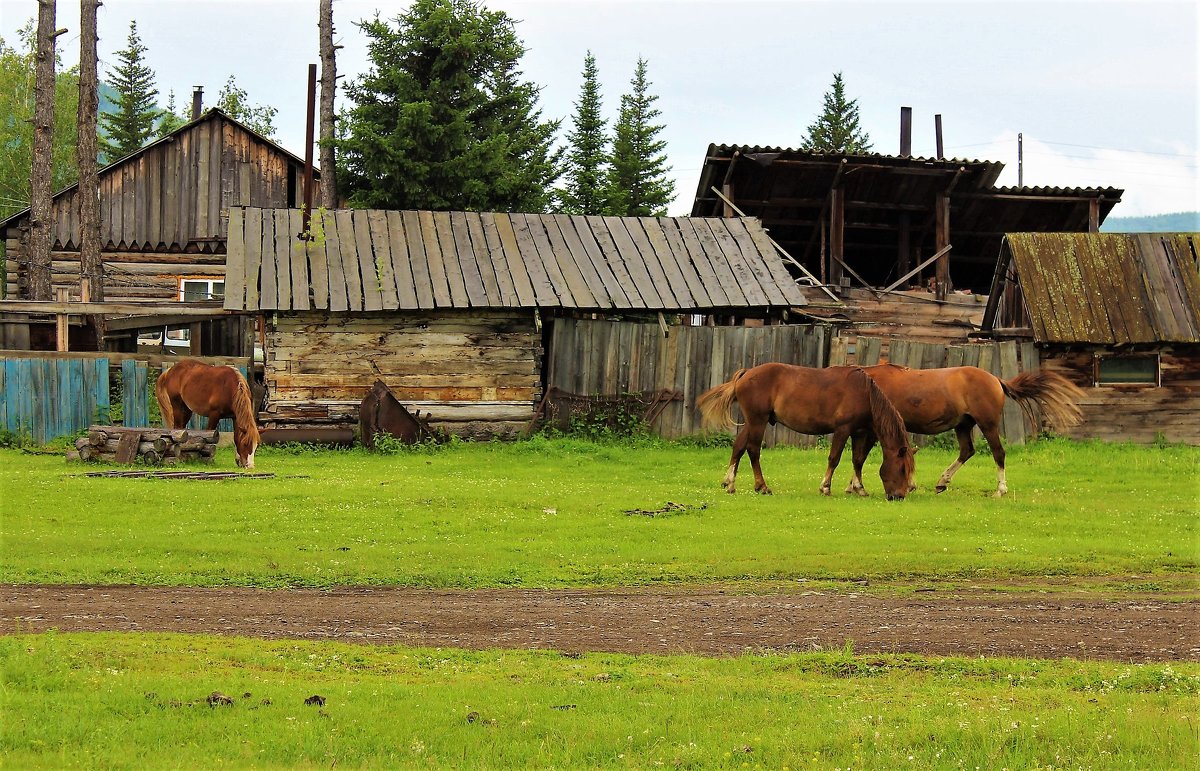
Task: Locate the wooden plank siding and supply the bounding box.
[262,310,542,438]
[227,208,807,314]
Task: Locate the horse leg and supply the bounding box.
[935,419,977,494]
[977,421,1008,497]
[744,420,773,494]
[845,433,873,496]
[171,399,193,430]
[821,428,851,496]
[722,424,752,494]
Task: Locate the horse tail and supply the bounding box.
[1001,369,1086,434]
[232,370,261,444]
[859,368,910,451]
[154,368,174,429]
[696,368,749,430]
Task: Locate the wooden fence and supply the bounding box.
[837,335,1041,445]
[545,320,1042,446]
[1,357,110,444]
[0,352,242,444]
[546,318,827,444]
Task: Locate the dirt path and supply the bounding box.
[3,585,1198,662]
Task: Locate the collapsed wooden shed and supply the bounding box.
[0,108,318,354]
[982,232,1200,444]
[225,207,807,438]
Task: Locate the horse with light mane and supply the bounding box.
[696,364,916,500]
[848,363,1085,497]
[155,359,261,469]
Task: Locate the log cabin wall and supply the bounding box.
[3,109,316,301]
[262,309,542,439]
[1040,348,1200,444]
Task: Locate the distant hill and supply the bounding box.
[1101,211,1199,232]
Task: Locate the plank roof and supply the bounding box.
[1003,232,1200,344]
[225,208,808,313]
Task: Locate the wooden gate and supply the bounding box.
[0,357,110,444]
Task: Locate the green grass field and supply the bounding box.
[2,437,1198,768]
[1,437,1196,589]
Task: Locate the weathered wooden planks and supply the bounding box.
[228,208,807,313]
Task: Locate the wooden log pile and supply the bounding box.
[67,426,220,465]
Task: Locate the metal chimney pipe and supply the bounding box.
[935,114,944,159]
[191,86,203,120]
[900,106,912,156]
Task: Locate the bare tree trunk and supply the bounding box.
[318,0,339,210]
[29,0,61,301]
[79,0,105,348]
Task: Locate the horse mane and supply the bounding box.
[231,371,261,446]
[696,368,749,430]
[854,367,910,450]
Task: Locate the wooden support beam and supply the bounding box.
[883,245,952,294]
[1088,199,1100,232]
[55,286,69,351]
[934,194,951,300]
[0,300,231,316]
[829,187,845,288]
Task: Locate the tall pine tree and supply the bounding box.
[802,72,872,153]
[336,0,561,212]
[605,57,673,217]
[557,51,608,215]
[99,21,158,162]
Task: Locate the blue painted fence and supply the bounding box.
[0,356,241,443]
[1,357,110,444]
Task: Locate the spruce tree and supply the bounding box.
[802,72,872,154]
[155,90,187,137]
[558,51,608,215]
[605,57,673,217]
[99,21,159,162]
[336,0,562,212]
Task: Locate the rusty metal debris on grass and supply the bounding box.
[83,470,276,480]
[624,501,706,517]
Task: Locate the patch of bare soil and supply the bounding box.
[3,585,1198,662]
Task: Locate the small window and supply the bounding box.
[180,278,224,302]
[1095,354,1159,386]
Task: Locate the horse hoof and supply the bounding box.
[726,486,736,495]
[819,487,831,496]
[935,485,948,494]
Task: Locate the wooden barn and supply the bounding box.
[224,207,807,438]
[690,143,1123,354]
[981,232,1200,444]
[0,108,319,354]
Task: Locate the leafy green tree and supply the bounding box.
[605,57,673,217]
[154,89,187,137]
[216,75,278,137]
[0,22,79,221]
[99,21,159,162]
[802,72,872,154]
[336,0,562,212]
[557,51,608,215]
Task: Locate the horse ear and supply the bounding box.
[911,446,919,455]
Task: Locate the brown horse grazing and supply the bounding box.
[849,364,1085,497]
[155,359,261,469]
[696,364,916,500]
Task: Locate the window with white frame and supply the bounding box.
[180,278,225,302]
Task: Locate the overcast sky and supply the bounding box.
[2,0,1196,217]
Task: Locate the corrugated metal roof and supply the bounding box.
[1004,232,1200,344]
[225,207,808,313]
